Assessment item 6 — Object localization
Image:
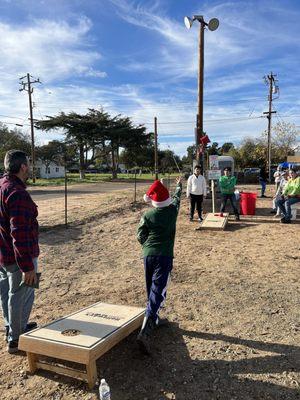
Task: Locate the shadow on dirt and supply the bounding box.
[96,323,300,399]
[29,321,299,400]
[39,225,83,245]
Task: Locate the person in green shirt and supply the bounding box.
[136,177,182,354]
[276,168,300,223]
[219,167,240,220]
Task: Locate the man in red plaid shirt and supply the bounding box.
[0,150,39,353]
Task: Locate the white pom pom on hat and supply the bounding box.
[143,194,151,203]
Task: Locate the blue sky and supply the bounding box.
[0,0,299,156]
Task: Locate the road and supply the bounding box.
[29,181,149,201]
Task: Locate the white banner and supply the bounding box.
[209,155,219,169]
[207,169,221,180]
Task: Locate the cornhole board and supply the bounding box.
[197,212,229,230]
[19,302,144,388]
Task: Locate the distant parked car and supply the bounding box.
[243,168,260,175]
[243,168,260,183]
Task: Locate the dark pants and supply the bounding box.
[220,194,239,216]
[276,196,300,221]
[190,194,203,219]
[144,256,173,321]
[260,179,266,196]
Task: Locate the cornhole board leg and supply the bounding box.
[86,361,97,389]
[27,352,38,373]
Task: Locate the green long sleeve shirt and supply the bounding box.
[137,183,182,257]
[219,175,237,194]
[283,177,300,197]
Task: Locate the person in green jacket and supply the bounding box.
[276,168,300,223]
[219,167,240,220]
[136,177,182,354]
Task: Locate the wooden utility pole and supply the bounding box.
[154,116,158,180]
[64,162,68,228]
[184,15,219,173]
[263,72,278,182]
[197,19,205,170]
[19,73,41,183]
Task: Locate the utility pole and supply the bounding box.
[263,72,278,182]
[197,19,205,169]
[19,73,41,183]
[184,15,219,173]
[154,116,158,180]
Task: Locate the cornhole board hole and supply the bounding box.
[19,302,144,388]
[198,212,229,230]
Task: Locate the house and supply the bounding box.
[36,160,65,179]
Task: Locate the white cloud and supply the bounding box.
[0,17,105,82]
[83,69,107,78]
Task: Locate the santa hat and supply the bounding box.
[143,180,172,208]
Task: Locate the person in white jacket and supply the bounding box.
[273,166,282,191]
[186,165,207,221]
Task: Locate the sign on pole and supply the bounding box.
[207,169,221,180]
[209,155,219,170]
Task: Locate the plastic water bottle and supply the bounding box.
[99,378,111,400]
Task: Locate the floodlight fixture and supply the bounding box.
[184,16,193,29]
[184,15,219,31]
[208,18,219,31]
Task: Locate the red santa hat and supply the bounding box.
[143,180,172,208]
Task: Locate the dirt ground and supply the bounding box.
[0,183,299,400]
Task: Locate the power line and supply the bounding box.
[0,114,25,120]
[1,113,299,129]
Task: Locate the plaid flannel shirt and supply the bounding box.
[0,174,39,272]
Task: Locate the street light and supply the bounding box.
[184,15,219,170]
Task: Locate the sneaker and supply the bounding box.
[156,317,168,327]
[235,215,240,221]
[280,218,291,224]
[7,340,19,354]
[24,322,38,333]
[270,210,276,214]
[198,217,203,222]
[137,316,156,355]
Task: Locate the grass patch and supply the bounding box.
[28,173,179,187]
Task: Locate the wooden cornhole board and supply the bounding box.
[19,302,144,388]
[198,212,229,230]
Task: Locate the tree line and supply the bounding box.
[183,122,298,169]
[0,111,298,178]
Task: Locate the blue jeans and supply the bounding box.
[0,258,37,342]
[260,179,266,196]
[276,197,300,220]
[144,256,173,321]
[220,194,239,216]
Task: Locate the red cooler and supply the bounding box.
[240,192,257,215]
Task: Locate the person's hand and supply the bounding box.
[176,176,183,185]
[23,270,37,286]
